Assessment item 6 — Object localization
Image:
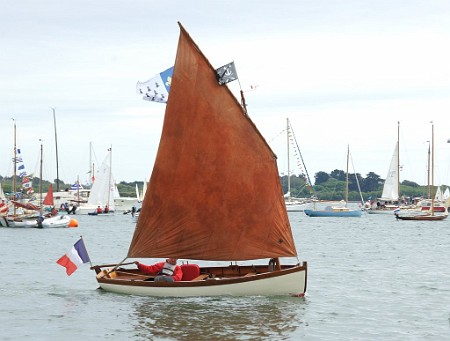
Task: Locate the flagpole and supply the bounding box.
[240,90,248,115]
[80,235,93,267]
[236,72,248,115]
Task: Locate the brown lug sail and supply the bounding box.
[128,22,297,261]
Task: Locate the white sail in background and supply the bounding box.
[86,151,115,211]
[142,179,148,200]
[114,184,120,199]
[443,187,450,199]
[435,186,443,201]
[380,142,399,201]
[135,183,141,202]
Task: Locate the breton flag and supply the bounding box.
[215,61,238,85]
[71,183,83,190]
[136,67,173,103]
[57,238,90,276]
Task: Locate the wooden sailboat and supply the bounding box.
[92,22,307,297]
[2,139,72,228]
[395,122,448,221]
[304,145,362,217]
[0,120,39,227]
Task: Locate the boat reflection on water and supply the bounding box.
[131,297,307,339]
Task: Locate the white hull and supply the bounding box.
[114,197,137,212]
[1,216,37,227]
[367,209,397,215]
[96,264,307,297]
[76,205,98,215]
[1,214,71,228]
[51,189,90,208]
[76,205,114,215]
[286,202,310,212]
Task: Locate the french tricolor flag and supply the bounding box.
[57,238,90,276]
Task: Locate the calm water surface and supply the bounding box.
[1,209,449,340]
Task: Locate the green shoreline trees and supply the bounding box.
[0,170,437,202]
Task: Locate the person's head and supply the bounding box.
[166,258,177,265]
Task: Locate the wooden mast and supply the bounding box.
[431,121,435,216]
[52,108,60,192]
[107,145,112,209]
[427,141,431,199]
[397,121,400,203]
[287,118,291,203]
[89,142,93,186]
[39,140,43,214]
[346,145,349,207]
[12,119,17,216]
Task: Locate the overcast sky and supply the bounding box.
[1,1,450,188]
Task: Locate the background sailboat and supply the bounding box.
[366,122,401,214]
[0,183,5,199]
[77,148,115,215]
[305,145,362,217]
[395,122,447,221]
[0,120,41,227]
[283,118,314,212]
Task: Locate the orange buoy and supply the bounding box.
[68,218,78,228]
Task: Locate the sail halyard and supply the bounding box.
[128,22,296,261]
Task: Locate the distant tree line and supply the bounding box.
[0,175,143,199]
[0,170,439,202]
[282,169,435,202]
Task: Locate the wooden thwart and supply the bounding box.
[244,272,257,277]
[191,274,209,281]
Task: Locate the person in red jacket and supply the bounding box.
[134,258,183,282]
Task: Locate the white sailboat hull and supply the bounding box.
[76,205,114,215]
[0,216,38,228]
[96,264,307,297]
[285,201,310,212]
[1,214,71,228]
[114,197,136,212]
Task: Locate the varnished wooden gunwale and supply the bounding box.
[93,262,307,289]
